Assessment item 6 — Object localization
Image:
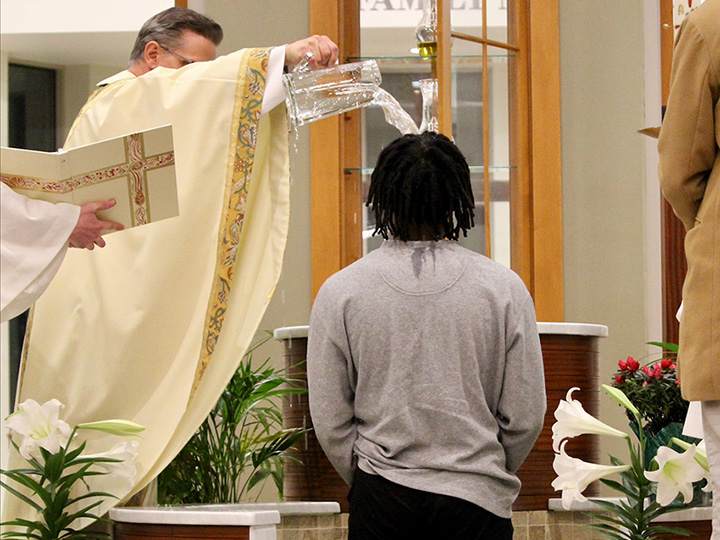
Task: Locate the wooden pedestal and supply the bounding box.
[280,333,350,512]
[277,324,604,514]
[513,332,601,511]
[115,523,251,540]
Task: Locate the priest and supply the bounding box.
[5,6,337,525]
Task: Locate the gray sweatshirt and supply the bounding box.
[307,240,545,518]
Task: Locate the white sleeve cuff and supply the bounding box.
[261,45,287,116]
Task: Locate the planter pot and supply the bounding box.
[110,502,341,540]
[274,326,350,512]
[111,506,279,540]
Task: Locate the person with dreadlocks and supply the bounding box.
[307,132,545,540]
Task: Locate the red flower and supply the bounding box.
[677,379,681,385]
[614,375,624,384]
[618,358,627,370]
[626,357,640,372]
[661,358,673,370]
[643,365,653,378]
[653,363,663,379]
[671,364,676,370]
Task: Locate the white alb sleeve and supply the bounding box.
[261,45,287,116]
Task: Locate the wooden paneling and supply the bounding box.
[662,202,686,344]
[309,0,361,297]
[528,0,564,322]
[278,334,600,513]
[310,115,343,298]
[115,523,250,540]
[656,520,711,539]
[340,2,363,270]
[513,334,600,510]
[660,0,674,107]
[436,0,453,137]
[509,0,534,293]
[281,337,350,512]
[310,1,565,320]
[659,0,687,345]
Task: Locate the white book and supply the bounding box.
[1,125,179,233]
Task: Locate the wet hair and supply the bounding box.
[129,7,223,64]
[366,132,475,242]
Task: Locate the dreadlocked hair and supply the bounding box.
[366,132,475,242]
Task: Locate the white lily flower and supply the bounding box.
[697,441,714,493]
[80,441,140,493]
[552,387,629,452]
[602,384,640,418]
[670,438,713,492]
[5,399,72,460]
[552,440,631,510]
[645,444,706,506]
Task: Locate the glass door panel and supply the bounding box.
[355,0,516,266]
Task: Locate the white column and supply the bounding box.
[643,0,664,344]
[1,52,10,500]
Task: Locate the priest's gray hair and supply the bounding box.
[129,7,223,64]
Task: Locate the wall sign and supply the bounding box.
[360,0,508,28]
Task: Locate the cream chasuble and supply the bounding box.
[4,48,290,525]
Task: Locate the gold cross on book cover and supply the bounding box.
[1,125,179,233]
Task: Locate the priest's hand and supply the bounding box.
[69,199,124,250]
[285,35,339,71]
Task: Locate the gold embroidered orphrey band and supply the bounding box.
[191,48,271,398]
[1,133,175,227]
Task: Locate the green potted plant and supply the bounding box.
[609,342,693,463]
[1,399,144,540]
[157,333,308,504]
[552,384,711,539]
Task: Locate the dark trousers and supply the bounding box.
[348,469,513,540]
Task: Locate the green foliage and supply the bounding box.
[1,431,120,540]
[610,342,688,437]
[583,367,700,540]
[157,334,308,504]
[586,436,693,540]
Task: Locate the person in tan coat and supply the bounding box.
[658,0,720,536]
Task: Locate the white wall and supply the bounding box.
[58,64,123,143]
[198,0,314,502]
[560,0,663,476]
[199,0,314,379]
[0,1,172,34]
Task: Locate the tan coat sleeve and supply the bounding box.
[658,17,719,231]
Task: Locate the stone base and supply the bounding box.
[275,510,713,540]
[276,514,348,540]
[274,511,607,540]
[513,510,613,540]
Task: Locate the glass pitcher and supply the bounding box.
[283,58,382,129]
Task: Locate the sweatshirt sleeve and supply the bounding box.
[658,17,718,231]
[306,286,358,485]
[496,293,546,473]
